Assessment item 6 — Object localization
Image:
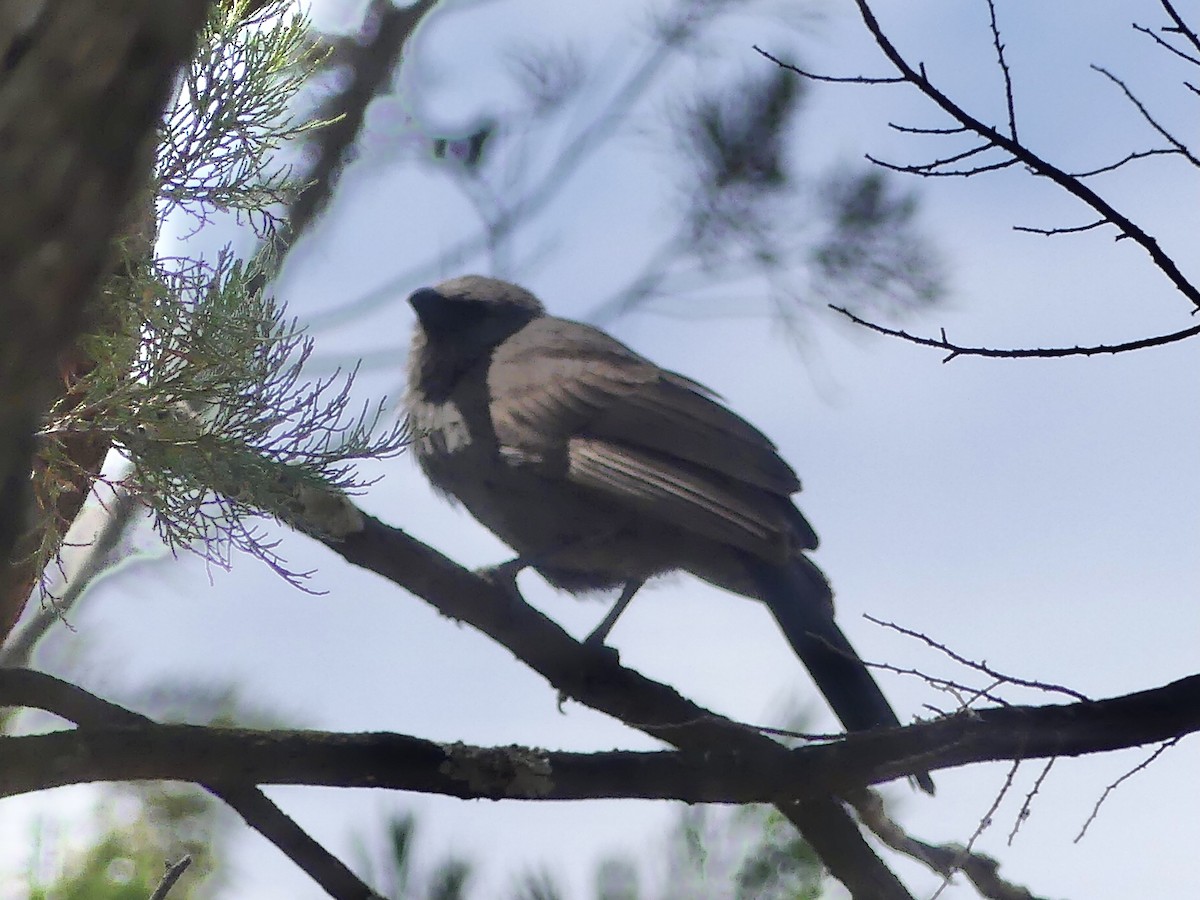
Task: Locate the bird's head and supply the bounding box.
[410,275,544,344]
[407,275,545,399]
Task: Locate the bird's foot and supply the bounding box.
[555,634,621,712]
[582,632,621,661]
[474,557,529,601]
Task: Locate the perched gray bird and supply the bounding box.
[405,275,932,793]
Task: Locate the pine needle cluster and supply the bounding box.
[33,0,405,594]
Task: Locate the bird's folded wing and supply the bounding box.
[489,317,816,554]
[489,318,801,494]
[589,370,800,497]
[567,437,792,560]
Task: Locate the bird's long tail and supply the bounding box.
[745,555,935,794]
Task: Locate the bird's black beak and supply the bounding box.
[408,287,443,319]
[408,286,456,335]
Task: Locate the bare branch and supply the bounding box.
[900,141,996,171]
[865,615,1091,702]
[841,0,1200,310]
[1066,147,1180,178]
[1013,219,1109,236]
[1132,22,1200,66]
[1009,758,1055,846]
[830,304,1200,359]
[1160,0,1200,58]
[852,790,1053,900]
[866,152,1018,178]
[5,668,1200,806]
[5,616,1200,900]
[984,0,1018,140]
[933,759,1021,900]
[322,517,917,899]
[320,511,1200,806]
[149,856,193,900]
[286,0,441,243]
[1073,737,1182,842]
[888,122,971,135]
[0,669,377,900]
[1091,65,1200,168]
[752,46,903,84]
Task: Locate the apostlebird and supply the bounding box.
[404,275,932,793]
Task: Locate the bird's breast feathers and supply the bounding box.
[409,398,473,458]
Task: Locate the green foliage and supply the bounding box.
[655,805,824,900]
[355,812,475,900]
[732,808,823,900]
[25,787,222,900]
[686,65,799,196]
[427,860,473,900]
[593,857,639,900]
[41,250,406,586]
[8,678,282,898]
[509,869,566,900]
[29,0,404,594]
[344,802,824,900]
[158,0,329,237]
[812,168,945,312]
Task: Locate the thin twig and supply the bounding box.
[888,122,969,135]
[753,46,903,84]
[851,788,1053,900]
[1091,65,1199,167]
[831,304,1200,360]
[1131,22,1200,66]
[1013,219,1108,236]
[1064,148,1178,178]
[841,0,1200,310]
[0,488,141,668]
[864,615,1091,702]
[928,760,1020,900]
[149,856,192,900]
[1008,757,1055,846]
[1074,737,1182,842]
[985,0,1018,140]
[288,0,441,242]
[1160,0,1200,57]
[865,152,1017,178]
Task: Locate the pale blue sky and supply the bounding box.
[4,1,1198,898]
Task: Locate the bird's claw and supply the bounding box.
[474,559,527,600]
[556,636,620,711]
